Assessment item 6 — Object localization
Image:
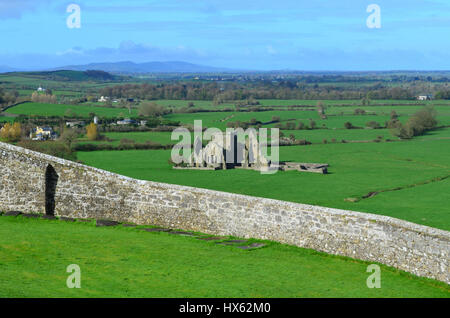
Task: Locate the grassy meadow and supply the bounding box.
[78,130,450,231]
[0,215,448,297]
[77,131,176,146]
[4,102,138,118]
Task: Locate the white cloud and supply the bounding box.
[55,47,84,56]
[0,0,53,19]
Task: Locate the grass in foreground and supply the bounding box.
[0,215,448,298]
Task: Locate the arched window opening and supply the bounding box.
[45,164,58,216]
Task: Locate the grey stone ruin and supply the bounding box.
[173,129,328,173]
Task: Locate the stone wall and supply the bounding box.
[0,141,448,284]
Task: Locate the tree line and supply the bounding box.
[99,81,447,102]
[0,88,19,107]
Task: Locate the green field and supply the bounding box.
[164,105,450,130]
[0,215,448,297]
[0,116,15,123]
[78,131,450,231]
[5,101,450,128]
[136,99,436,110]
[257,99,450,107]
[14,89,83,97]
[282,128,391,143]
[77,129,393,146]
[0,72,133,95]
[5,102,137,118]
[77,131,176,146]
[153,99,236,110]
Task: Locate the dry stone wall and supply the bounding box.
[0,141,448,284]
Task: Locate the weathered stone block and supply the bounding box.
[4,211,22,217]
[41,215,56,220]
[140,227,171,232]
[22,213,40,218]
[59,217,75,222]
[96,219,120,227]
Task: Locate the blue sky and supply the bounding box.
[1,0,449,70]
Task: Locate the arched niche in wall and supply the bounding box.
[45,164,59,216]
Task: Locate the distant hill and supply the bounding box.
[6,70,122,81]
[50,61,233,74]
[0,65,20,73]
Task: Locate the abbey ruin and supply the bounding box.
[173,130,329,174]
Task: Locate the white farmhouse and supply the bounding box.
[98,96,109,102]
[417,95,432,101]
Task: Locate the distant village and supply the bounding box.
[29,118,148,141]
[23,90,147,141]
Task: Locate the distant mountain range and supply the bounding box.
[7,70,122,82]
[48,61,233,74]
[2,61,448,75]
[0,65,20,73]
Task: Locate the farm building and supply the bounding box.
[30,126,57,141]
[417,95,432,100]
[98,96,109,102]
[117,118,138,125]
